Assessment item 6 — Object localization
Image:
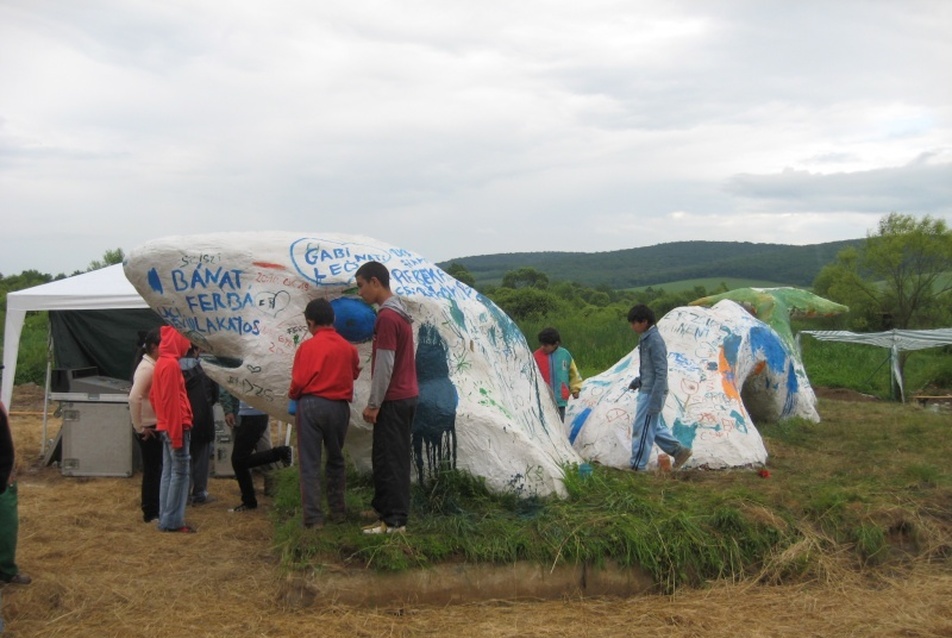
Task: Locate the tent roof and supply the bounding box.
[799,327,952,403]
[3,264,148,408]
[6,263,148,312]
[800,328,952,352]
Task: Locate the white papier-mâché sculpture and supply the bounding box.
[124,232,581,497]
[565,300,820,470]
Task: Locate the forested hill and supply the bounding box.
[437,239,861,289]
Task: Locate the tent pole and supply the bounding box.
[861,353,891,389]
[41,323,53,457]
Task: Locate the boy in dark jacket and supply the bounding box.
[627,305,692,472]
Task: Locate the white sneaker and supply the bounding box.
[362,521,406,535]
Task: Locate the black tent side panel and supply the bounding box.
[50,309,165,383]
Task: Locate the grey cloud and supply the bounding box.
[1,1,950,275]
[543,2,951,132]
[725,157,952,213]
[18,2,210,71]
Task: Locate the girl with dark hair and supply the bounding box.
[128,327,163,523]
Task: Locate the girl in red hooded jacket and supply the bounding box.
[149,326,195,533]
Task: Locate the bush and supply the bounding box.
[12,312,49,385]
[491,288,563,321]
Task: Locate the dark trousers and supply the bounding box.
[137,430,163,521]
[189,438,212,500]
[0,484,19,581]
[296,396,350,527]
[231,414,282,508]
[371,398,416,528]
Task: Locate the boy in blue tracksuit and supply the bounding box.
[627,304,692,472]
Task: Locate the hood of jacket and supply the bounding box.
[380,295,413,323]
[158,325,192,360]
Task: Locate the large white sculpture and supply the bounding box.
[123,232,581,497]
[565,300,820,470]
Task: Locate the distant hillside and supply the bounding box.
[436,240,861,289]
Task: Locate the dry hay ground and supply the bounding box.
[3,384,952,638]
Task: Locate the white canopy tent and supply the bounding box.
[798,328,952,402]
[2,264,149,410]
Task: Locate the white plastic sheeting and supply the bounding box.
[798,329,952,402]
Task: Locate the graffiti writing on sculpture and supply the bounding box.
[177,251,224,268]
[156,304,262,337]
[149,262,262,338]
[290,238,392,285]
[289,237,477,301]
[254,270,311,291]
[225,373,276,403]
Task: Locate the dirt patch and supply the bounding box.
[812,386,880,402]
[4,385,952,637]
[5,383,47,413]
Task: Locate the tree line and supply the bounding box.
[446,213,952,334]
[438,239,861,289]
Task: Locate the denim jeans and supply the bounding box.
[629,392,682,471]
[159,430,191,530]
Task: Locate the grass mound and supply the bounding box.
[270,398,952,594]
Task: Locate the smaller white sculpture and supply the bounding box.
[566,300,820,470]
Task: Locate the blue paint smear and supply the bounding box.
[567,407,592,445]
[672,419,698,448]
[415,323,458,435]
[448,298,465,330]
[414,323,459,480]
[147,268,163,294]
[669,352,694,368]
[611,357,633,374]
[722,332,742,367]
[477,293,527,353]
[748,326,787,373]
[729,409,749,434]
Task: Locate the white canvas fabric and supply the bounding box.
[798,329,952,402]
[2,265,148,408]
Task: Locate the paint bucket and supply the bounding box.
[578,463,593,480]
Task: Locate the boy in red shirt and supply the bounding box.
[289,298,361,529]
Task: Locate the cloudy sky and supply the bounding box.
[1,0,950,276]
